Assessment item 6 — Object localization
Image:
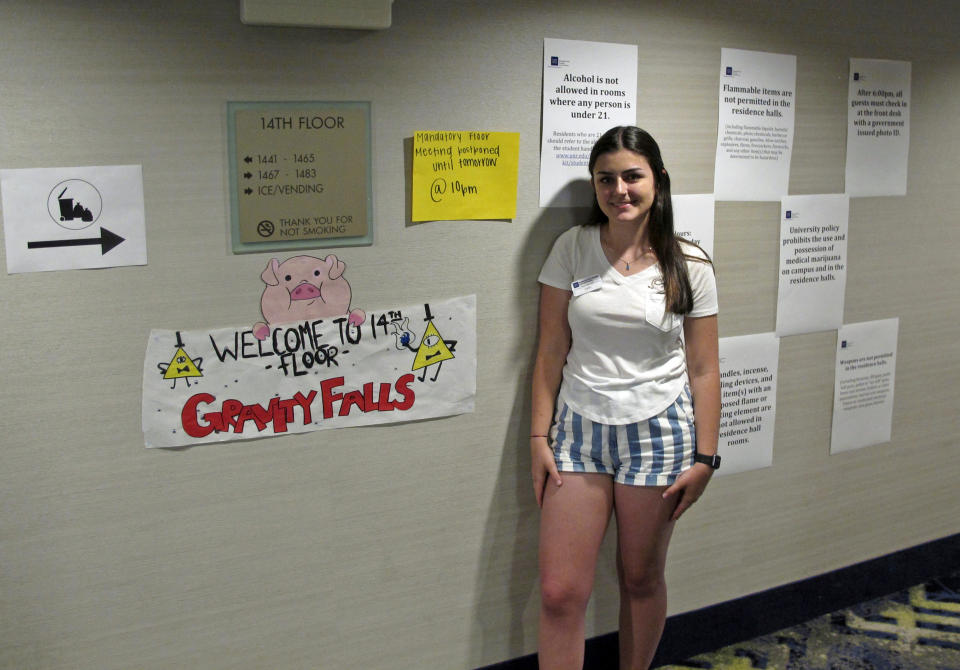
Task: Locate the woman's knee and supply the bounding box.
[540,574,592,617]
[617,564,666,600]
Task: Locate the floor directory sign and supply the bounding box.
[227,101,372,253]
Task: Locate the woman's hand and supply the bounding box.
[531,436,562,507]
[661,463,713,521]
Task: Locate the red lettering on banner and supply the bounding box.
[320,376,345,419]
[181,393,216,437]
[393,374,416,410]
[339,389,365,416]
[179,375,417,439]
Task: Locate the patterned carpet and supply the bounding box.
[654,573,960,670]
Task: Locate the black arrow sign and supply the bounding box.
[28,227,125,255]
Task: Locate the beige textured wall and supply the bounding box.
[1,1,957,668]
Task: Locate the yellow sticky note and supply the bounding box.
[412,131,520,222]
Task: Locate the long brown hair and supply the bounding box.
[586,126,709,315]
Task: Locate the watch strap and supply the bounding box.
[694,452,721,469]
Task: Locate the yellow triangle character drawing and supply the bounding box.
[411,321,456,382]
[158,345,204,389]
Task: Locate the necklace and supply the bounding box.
[605,243,654,270]
[600,229,654,270]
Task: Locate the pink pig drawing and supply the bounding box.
[253,255,365,341]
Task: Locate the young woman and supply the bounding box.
[531,126,720,670]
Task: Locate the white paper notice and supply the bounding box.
[714,48,797,201]
[672,194,715,259]
[831,318,899,454]
[776,194,849,336]
[718,333,780,475]
[1,165,147,273]
[539,38,637,207]
[845,59,911,197]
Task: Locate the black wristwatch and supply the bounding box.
[694,452,721,469]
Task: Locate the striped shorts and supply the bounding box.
[550,387,697,487]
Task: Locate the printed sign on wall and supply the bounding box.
[1,165,147,273]
[672,194,715,259]
[539,37,638,207]
[844,58,911,197]
[831,318,898,454]
[227,101,373,253]
[718,333,780,474]
[776,194,849,336]
[714,48,797,201]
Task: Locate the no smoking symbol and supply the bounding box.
[257,220,275,237]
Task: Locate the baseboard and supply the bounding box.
[476,532,960,669]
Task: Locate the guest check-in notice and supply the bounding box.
[228,101,372,252]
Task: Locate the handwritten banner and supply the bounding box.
[142,295,476,448]
[411,131,519,221]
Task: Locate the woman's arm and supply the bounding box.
[530,283,572,507]
[662,313,720,520]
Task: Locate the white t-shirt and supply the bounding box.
[538,225,718,424]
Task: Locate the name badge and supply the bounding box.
[571,274,602,296]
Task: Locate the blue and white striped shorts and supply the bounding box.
[550,387,697,487]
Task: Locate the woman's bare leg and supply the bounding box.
[612,485,677,670]
[538,473,614,670]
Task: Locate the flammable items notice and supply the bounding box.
[233,105,369,243]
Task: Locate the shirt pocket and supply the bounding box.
[644,293,681,332]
